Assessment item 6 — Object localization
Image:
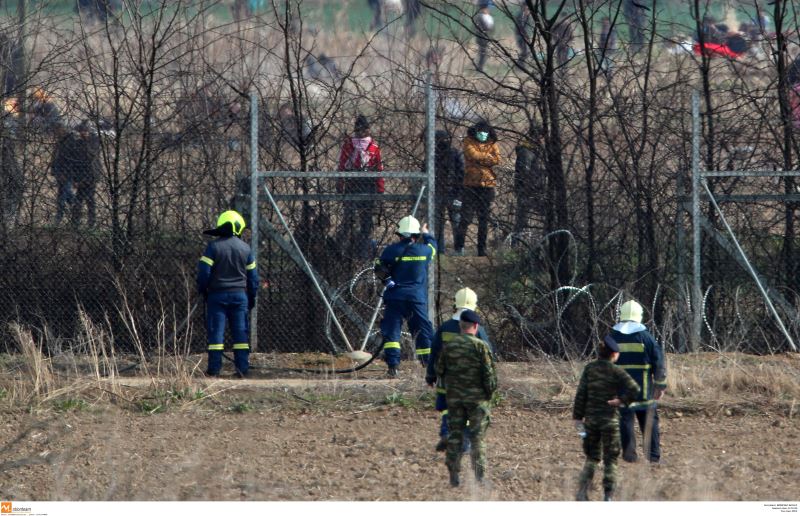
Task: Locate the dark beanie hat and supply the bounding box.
[460,309,481,325]
[355,114,369,132]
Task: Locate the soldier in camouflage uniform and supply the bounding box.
[572,335,640,501]
[435,309,497,487]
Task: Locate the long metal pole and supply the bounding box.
[702,180,797,352]
[412,185,426,216]
[691,91,702,350]
[676,162,687,352]
[425,71,437,325]
[249,91,259,351]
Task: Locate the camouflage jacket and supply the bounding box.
[572,359,641,422]
[435,333,497,404]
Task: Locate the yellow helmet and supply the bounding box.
[3,98,19,114]
[32,87,49,102]
[454,287,478,310]
[216,210,246,236]
[619,300,643,323]
[397,215,421,237]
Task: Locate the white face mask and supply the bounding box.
[476,131,489,142]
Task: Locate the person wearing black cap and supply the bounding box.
[572,335,641,501]
[434,308,497,487]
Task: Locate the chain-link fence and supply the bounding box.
[2,0,800,371]
[0,86,249,358]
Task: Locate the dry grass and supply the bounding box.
[2,300,798,419]
[667,352,800,410]
[5,323,57,405]
[497,352,800,418]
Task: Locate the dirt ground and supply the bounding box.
[1,360,798,501]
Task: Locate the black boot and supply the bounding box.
[474,463,485,483]
[622,451,638,463]
[435,437,448,452]
[603,489,614,502]
[387,366,398,378]
[576,484,590,501]
[449,469,460,487]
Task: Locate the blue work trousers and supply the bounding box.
[380,299,433,367]
[620,405,661,463]
[205,290,250,375]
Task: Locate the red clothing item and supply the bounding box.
[693,42,743,59]
[337,136,385,193]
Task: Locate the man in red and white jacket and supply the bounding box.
[337,114,384,256]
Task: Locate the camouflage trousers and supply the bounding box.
[445,400,491,478]
[578,418,621,493]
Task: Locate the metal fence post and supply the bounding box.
[249,91,259,351]
[676,158,687,353]
[691,90,702,351]
[425,71,437,325]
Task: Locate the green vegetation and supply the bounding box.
[229,401,253,413]
[383,392,413,408]
[131,387,206,414]
[162,387,206,401]
[53,398,89,412]
[135,399,166,414]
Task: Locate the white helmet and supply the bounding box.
[397,215,421,237]
[475,12,494,32]
[454,287,478,310]
[382,0,403,15]
[619,300,643,323]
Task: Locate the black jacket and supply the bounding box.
[514,142,544,193]
[434,131,464,201]
[51,132,99,184]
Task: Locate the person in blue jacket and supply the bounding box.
[609,300,667,463]
[374,215,437,377]
[197,210,259,377]
[426,287,495,451]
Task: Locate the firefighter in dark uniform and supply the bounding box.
[609,300,667,463]
[374,215,437,377]
[197,210,259,377]
[426,287,494,451]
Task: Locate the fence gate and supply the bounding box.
[246,78,437,358]
[678,91,800,352]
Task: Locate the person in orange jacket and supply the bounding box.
[454,121,500,257]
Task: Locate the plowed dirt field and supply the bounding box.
[1,359,798,501]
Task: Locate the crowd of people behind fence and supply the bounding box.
[330,113,548,258]
[0,86,107,229]
[3,0,800,241]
